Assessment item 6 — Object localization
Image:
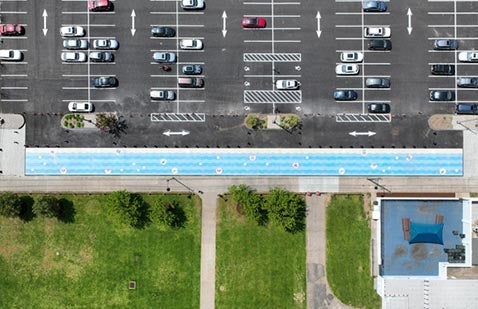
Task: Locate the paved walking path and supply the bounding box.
[199,192,218,309]
[306,195,350,309]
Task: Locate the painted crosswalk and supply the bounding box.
[335,113,391,123]
[244,90,301,104]
[243,53,301,62]
[150,113,206,122]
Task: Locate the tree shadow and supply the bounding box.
[57,198,76,223]
[19,195,35,222]
[130,193,150,229]
[169,203,187,229]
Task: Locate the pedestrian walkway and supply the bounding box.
[306,195,350,309]
[200,192,218,309]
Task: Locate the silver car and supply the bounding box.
[150,90,176,101]
[153,52,176,63]
[365,78,390,88]
[92,39,119,50]
[457,77,478,88]
[63,39,89,50]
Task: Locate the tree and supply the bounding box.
[106,190,149,228]
[150,198,186,228]
[0,192,22,218]
[265,188,306,233]
[228,184,267,225]
[228,184,251,208]
[33,195,60,218]
[95,114,127,138]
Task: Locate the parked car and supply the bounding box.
[340,51,363,63]
[88,0,112,11]
[242,17,267,28]
[89,51,114,62]
[431,64,455,75]
[457,77,478,88]
[63,39,88,50]
[60,26,85,37]
[458,51,478,62]
[153,52,176,63]
[151,26,175,37]
[93,39,119,50]
[182,64,202,75]
[456,103,478,114]
[181,0,205,10]
[178,77,204,88]
[333,90,358,101]
[0,24,24,36]
[364,27,391,38]
[0,49,22,61]
[433,39,459,50]
[362,1,387,12]
[368,39,392,50]
[91,76,118,88]
[335,64,359,75]
[430,90,455,101]
[68,102,93,112]
[365,78,390,88]
[368,103,390,113]
[179,39,203,50]
[150,90,176,101]
[275,80,300,90]
[61,51,87,62]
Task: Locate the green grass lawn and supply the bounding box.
[0,194,201,308]
[326,195,381,309]
[215,199,306,309]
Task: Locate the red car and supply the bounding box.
[0,24,24,36]
[88,0,112,11]
[242,17,267,28]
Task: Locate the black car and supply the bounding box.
[457,77,478,88]
[368,103,390,113]
[430,90,455,101]
[182,64,202,75]
[365,78,390,88]
[456,103,478,114]
[431,64,455,75]
[151,26,175,37]
[333,90,358,101]
[368,39,392,50]
[362,1,387,12]
[91,76,118,88]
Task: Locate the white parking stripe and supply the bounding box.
[1,99,28,102]
[246,27,301,30]
[337,75,391,78]
[244,75,301,77]
[335,62,390,65]
[150,12,204,15]
[62,87,89,90]
[0,62,28,64]
[336,12,390,15]
[1,87,28,89]
[1,74,28,77]
[244,40,301,43]
[150,24,205,27]
[429,25,478,27]
[61,99,116,102]
[336,88,391,91]
[62,11,115,15]
[244,2,301,4]
[0,11,27,14]
[62,74,117,77]
[1,37,27,40]
[429,12,478,15]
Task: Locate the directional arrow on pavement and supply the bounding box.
[349,131,376,137]
[222,11,227,37]
[163,130,190,137]
[131,10,136,36]
[42,10,48,36]
[407,8,413,35]
[316,11,322,38]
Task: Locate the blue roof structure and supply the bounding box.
[409,222,444,245]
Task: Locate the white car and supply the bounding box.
[275,80,300,90]
[61,52,87,62]
[93,39,119,50]
[68,102,93,112]
[340,51,363,63]
[0,49,22,61]
[179,39,203,50]
[63,39,88,50]
[335,64,359,75]
[60,26,85,37]
[181,0,205,9]
[458,51,478,62]
[364,27,391,38]
[150,90,176,101]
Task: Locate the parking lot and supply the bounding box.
[0,0,467,148]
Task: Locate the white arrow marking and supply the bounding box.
[163,130,190,137]
[42,9,48,36]
[316,11,322,38]
[349,131,376,137]
[131,10,136,36]
[407,8,413,35]
[222,11,227,38]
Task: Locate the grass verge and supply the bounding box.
[215,198,306,308]
[0,193,201,308]
[326,194,381,309]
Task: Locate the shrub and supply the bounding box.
[265,188,305,233]
[106,190,149,228]
[245,114,265,130]
[228,185,267,225]
[279,115,300,130]
[0,192,23,218]
[151,198,186,228]
[33,195,60,218]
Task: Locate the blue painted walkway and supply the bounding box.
[25,148,463,176]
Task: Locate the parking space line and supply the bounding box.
[175,100,206,103]
[0,11,27,14]
[429,12,478,15]
[62,11,115,15]
[1,74,28,77]
[0,62,28,65]
[336,38,364,40]
[244,74,301,77]
[337,100,392,103]
[428,87,457,90]
[250,27,301,30]
[244,2,300,5]
[61,99,116,102]
[336,87,391,91]
[257,15,301,17]
[62,87,89,90]
[150,24,204,27]
[1,37,27,40]
[337,75,391,78]
[334,62,390,65]
[1,87,28,90]
[336,12,390,15]
[244,40,301,43]
[428,75,455,78]
[62,74,116,77]
[1,99,28,102]
[336,25,363,28]
[150,12,204,15]
[64,24,115,27]
[428,25,478,27]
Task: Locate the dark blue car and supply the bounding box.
[363,1,387,12]
[334,90,358,101]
